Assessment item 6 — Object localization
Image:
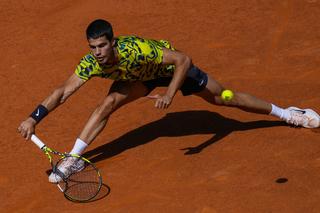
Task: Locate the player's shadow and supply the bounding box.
[83,110,287,162]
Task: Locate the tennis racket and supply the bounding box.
[30,134,102,202]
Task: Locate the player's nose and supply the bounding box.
[94,47,101,56]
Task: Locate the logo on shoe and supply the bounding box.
[293,109,306,114]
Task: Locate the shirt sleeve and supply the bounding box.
[74,54,97,81]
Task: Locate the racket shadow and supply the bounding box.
[64,183,111,203]
[83,110,287,162]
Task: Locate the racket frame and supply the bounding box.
[30,134,102,202]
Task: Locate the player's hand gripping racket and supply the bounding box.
[30,134,102,202]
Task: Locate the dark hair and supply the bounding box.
[86,19,114,41]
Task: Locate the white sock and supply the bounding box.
[70,138,88,155]
[270,104,290,120]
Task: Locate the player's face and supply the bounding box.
[88,36,115,64]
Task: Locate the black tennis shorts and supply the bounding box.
[143,65,208,96]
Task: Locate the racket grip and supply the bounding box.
[31,134,46,149]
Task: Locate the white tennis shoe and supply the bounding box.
[284,107,320,128]
[48,157,85,183]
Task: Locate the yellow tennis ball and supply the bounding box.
[221,89,234,101]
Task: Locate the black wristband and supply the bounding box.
[30,104,49,123]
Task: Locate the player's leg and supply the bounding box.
[78,80,149,145]
[195,74,272,114]
[49,81,149,183]
[184,66,320,128]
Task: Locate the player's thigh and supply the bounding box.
[107,81,149,107]
[194,75,225,104]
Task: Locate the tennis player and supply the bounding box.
[18,19,320,182]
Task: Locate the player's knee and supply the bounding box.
[97,95,117,116]
[216,86,225,96]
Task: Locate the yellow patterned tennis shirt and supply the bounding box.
[75,36,175,81]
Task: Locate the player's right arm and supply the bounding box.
[18,73,85,140]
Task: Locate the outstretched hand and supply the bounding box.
[18,118,36,140]
[147,94,173,109]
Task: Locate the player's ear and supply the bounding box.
[111,38,116,46]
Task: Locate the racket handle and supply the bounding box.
[31,134,46,149]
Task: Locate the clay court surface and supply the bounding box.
[1,0,320,212]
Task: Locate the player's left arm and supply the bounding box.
[148,48,192,109]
